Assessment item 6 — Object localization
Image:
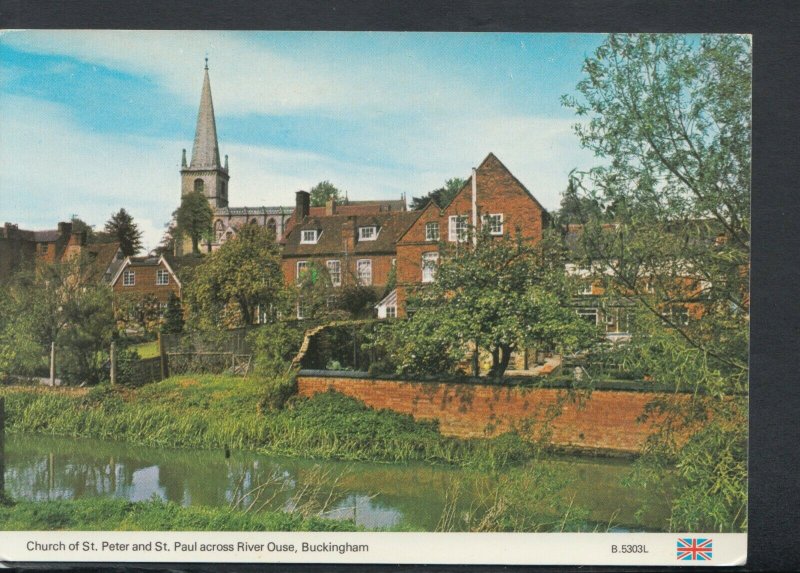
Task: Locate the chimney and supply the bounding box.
[57,221,73,236]
[295,190,310,222]
[325,197,336,216]
[68,230,87,247]
[342,216,357,254]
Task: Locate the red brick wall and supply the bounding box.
[282,254,396,289]
[297,375,684,454]
[112,263,180,303]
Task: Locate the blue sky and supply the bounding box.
[0,31,606,250]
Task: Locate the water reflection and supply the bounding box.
[4,434,671,531]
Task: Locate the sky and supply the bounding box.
[0,31,606,251]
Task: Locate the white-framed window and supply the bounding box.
[326,260,341,287]
[297,300,309,320]
[156,269,170,286]
[40,243,49,254]
[425,221,439,242]
[358,226,377,241]
[605,308,630,334]
[357,259,372,286]
[483,213,504,235]
[385,306,397,318]
[300,229,319,244]
[296,260,309,279]
[421,252,439,283]
[579,282,593,295]
[577,308,598,326]
[123,270,135,287]
[448,215,468,242]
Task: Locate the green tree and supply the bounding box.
[563,33,750,531]
[104,208,144,256]
[376,231,595,379]
[161,292,185,334]
[1,256,114,384]
[174,191,213,254]
[410,177,465,210]
[309,180,344,207]
[184,224,287,328]
[554,174,606,226]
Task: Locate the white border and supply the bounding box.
[0,532,746,566]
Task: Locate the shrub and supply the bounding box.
[248,322,304,377]
[258,372,298,412]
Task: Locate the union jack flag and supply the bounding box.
[676,538,713,561]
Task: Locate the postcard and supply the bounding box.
[0,30,748,566]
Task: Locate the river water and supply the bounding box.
[3,434,672,531]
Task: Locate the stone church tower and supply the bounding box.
[176,61,295,257]
[180,60,230,209]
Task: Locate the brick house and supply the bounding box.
[110,255,183,307]
[281,190,420,317]
[1,221,125,283]
[388,153,549,317]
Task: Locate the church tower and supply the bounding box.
[181,60,230,209]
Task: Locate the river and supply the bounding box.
[3,434,672,531]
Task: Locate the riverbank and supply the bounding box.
[0,376,537,469]
[0,497,356,531]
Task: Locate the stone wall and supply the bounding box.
[296,372,689,455]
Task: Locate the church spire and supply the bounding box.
[189,61,221,170]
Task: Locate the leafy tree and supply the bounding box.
[69,215,98,243]
[174,191,213,254]
[113,294,162,334]
[104,208,143,256]
[375,231,595,379]
[1,256,114,384]
[184,224,287,328]
[154,219,178,256]
[410,177,465,210]
[309,180,344,207]
[161,292,185,334]
[554,174,606,226]
[563,33,750,531]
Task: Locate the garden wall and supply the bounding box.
[296,371,690,455]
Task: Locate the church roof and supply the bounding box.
[189,65,222,170]
[214,206,293,217]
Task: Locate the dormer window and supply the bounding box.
[300,229,319,244]
[358,226,378,241]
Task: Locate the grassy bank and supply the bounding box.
[0,497,356,531]
[0,376,535,469]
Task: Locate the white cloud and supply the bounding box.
[1,31,494,117]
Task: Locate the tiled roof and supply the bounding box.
[308,199,407,217]
[283,211,421,257]
[85,242,123,283]
[214,206,293,216]
[32,230,61,242]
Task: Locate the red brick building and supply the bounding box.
[1,221,124,283]
[110,255,183,305]
[388,153,549,316]
[281,190,419,316]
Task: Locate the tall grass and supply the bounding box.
[0,497,357,531]
[0,377,537,469]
